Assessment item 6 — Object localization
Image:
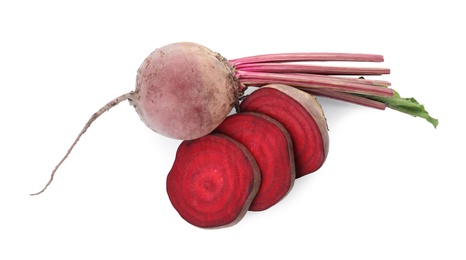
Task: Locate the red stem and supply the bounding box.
[235,62,390,76]
[237,71,394,97]
[292,73,391,87]
[230,52,384,66]
[300,88,387,110]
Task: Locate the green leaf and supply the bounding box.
[365,90,439,128]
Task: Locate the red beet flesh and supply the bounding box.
[166,133,261,228]
[215,112,295,211]
[240,87,327,177]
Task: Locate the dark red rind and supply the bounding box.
[240,87,326,177]
[214,112,295,211]
[166,133,261,228]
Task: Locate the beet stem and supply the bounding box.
[230,52,384,65]
[237,71,394,97]
[301,88,387,110]
[295,73,391,87]
[235,62,390,76]
[30,91,136,196]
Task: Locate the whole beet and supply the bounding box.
[132,42,239,140]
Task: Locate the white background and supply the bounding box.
[1,1,464,259]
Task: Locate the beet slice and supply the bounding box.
[166,133,261,228]
[214,112,295,211]
[240,84,329,177]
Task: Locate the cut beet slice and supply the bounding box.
[240,84,329,177]
[214,112,295,211]
[166,133,261,228]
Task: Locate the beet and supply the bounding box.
[133,42,239,140]
[214,112,295,211]
[240,85,329,177]
[166,133,261,228]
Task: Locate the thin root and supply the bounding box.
[30,91,135,196]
